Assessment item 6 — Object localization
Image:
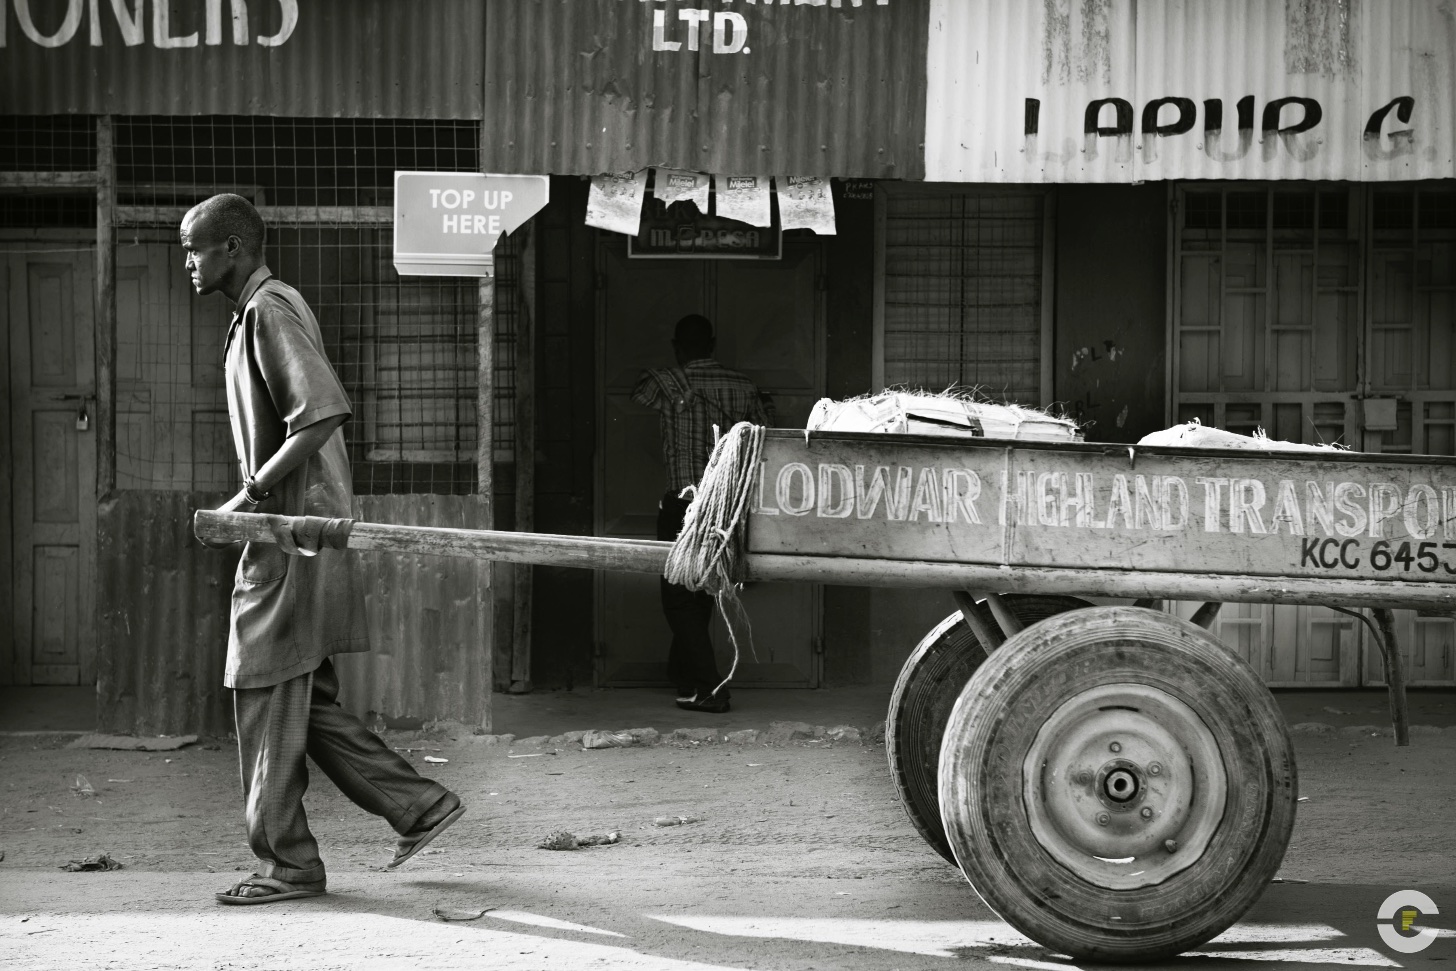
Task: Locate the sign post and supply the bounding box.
[393,171,550,277]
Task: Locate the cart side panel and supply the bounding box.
[747,432,1456,585]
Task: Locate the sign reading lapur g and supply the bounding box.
[393,172,549,277]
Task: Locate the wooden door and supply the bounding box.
[3,247,97,685]
[1171,185,1363,686]
[1172,183,1456,687]
[1359,183,1456,686]
[596,239,824,686]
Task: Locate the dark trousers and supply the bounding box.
[232,657,451,884]
[657,491,728,698]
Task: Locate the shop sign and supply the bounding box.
[482,0,928,179]
[393,172,549,278]
[923,0,1455,183]
[1,0,481,118]
[627,195,781,261]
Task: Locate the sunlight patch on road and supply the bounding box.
[1208,924,1346,944]
[486,909,627,937]
[1184,947,1398,966]
[3,912,742,971]
[645,916,1040,958]
[648,914,1395,966]
[986,955,1081,970]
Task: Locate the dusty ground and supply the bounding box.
[2,726,1454,970]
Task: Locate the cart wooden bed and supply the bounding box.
[196,429,1452,962]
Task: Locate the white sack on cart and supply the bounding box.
[1137,418,1347,452]
[806,391,1082,443]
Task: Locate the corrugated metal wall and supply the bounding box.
[335,495,493,730]
[96,494,492,735]
[96,492,237,736]
[2,0,481,119]
[482,0,928,178]
[925,0,1456,182]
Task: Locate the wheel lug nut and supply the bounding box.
[1096,812,1111,826]
[1164,839,1178,853]
[1140,807,1154,819]
[1074,770,1092,786]
[1109,741,1122,753]
[1148,762,1162,776]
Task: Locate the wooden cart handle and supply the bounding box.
[193,509,672,575]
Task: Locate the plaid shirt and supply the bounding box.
[632,359,773,492]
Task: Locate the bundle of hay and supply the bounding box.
[806,390,1082,443]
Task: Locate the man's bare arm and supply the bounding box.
[213,413,347,519]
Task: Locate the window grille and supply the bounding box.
[877,185,1046,404]
[1,115,517,496]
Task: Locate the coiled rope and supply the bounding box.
[663,421,766,696]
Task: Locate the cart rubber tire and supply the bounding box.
[886,595,1092,863]
[938,606,1297,963]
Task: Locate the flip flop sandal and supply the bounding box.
[216,875,326,905]
[388,803,467,870]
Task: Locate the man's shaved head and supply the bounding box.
[180,193,267,301]
[185,193,265,256]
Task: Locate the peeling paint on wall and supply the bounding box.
[1284,0,1356,77]
[1041,0,1114,86]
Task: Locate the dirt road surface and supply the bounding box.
[3,726,1454,970]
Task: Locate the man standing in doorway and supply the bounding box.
[183,194,464,904]
[633,314,773,714]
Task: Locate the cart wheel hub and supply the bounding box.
[1022,683,1228,890]
[1101,766,1140,803]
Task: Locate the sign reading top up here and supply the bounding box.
[393,172,550,277]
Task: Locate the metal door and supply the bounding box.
[3,246,97,686]
[595,238,824,686]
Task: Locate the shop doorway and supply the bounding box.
[3,244,97,686]
[1171,182,1456,686]
[595,237,825,687]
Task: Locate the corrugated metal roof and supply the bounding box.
[1,0,481,119]
[925,0,1456,182]
[482,0,928,178]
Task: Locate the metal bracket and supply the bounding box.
[1189,602,1223,629]
[1331,606,1410,746]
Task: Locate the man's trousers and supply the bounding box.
[656,490,729,699]
[232,657,450,884]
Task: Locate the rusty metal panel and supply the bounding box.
[482,0,928,179]
[334,495,493,730]
[1,0,481,119]
[96,492,492,736]
[925,0,1456,182]
[96,491,237,736]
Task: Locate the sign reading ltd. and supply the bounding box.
[393,172,550,277]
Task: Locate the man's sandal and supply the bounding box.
[387,802,466,870]
[215,875,326,905]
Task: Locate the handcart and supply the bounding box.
[195,428,1453,962]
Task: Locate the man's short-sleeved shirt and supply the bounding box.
[631,359,771,493]
[223,266,369,689]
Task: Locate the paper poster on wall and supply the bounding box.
[586,170,649,236]
[715,175,772,227]
[653,169,711,213]
[776,176,836,234]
